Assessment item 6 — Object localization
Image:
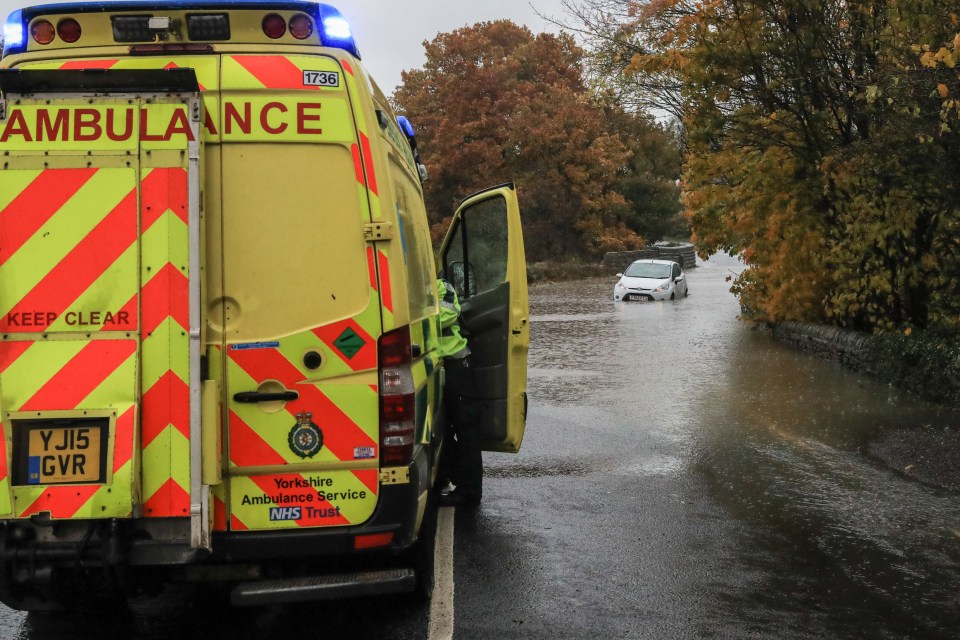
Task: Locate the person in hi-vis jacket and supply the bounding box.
[436,278,482,507]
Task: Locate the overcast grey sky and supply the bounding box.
[1,0,570,95]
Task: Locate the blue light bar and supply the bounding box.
[3,10,25,56]
[2,1,360,59]
[315,4,358,58]
[397,116,415,139]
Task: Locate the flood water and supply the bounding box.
[490,253,960,638]
[1,254,958,640]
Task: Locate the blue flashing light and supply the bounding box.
[397,116,415,139]
[322,16,349,40]
[315,4,358,58]
[2,2,361,59]
[3,10,26,57]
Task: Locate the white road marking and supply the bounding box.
[428,506,455,640]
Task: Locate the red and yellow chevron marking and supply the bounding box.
[139,166,192,518]
[342,58,383,222]
[0,159,152,519]
[224,316,383,530]
[340,58,396,333]
[15,408,136,519]
[229,55,324,91]
[0,426,9,515]
[227,347,377,465]
[214,54,355,145]
[0,162,141,518]
[20,58,220,142]
[366,247,395,328]
[0,341,137,519]
[0,168,139,333]
[59,59,118,70]
[311,318,377,372]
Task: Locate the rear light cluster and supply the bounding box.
[29,18,81,45]
[261,13,314,40]
[378,327,416,466]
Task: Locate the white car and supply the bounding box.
[613,259,689,301]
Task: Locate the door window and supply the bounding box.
[443,196,508,299]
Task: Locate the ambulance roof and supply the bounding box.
[3,1,359,59]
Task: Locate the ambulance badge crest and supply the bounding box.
[288,412,323,459]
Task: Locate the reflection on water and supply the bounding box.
[697,323,960,638]
[526,254,960,638]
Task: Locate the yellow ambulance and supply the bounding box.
[0,0,529,609]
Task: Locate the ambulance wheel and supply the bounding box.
[0,583,125,613]
[410,497,438,603]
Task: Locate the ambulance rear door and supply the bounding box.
[439,183,529,453]
[0,68,211,547]
[214,54,382,532]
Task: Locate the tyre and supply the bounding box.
[0,568,128,613]
[410,495,438,602]
[670,292,675,301]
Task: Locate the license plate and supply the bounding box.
[18,421,106,485]
[628,294,647,301]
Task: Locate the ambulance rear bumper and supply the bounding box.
[229,568,416,606]
[209,447,433,562]
[210,477,425,561]
[0,446,432,568]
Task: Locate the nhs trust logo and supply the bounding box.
[269,507,302,521]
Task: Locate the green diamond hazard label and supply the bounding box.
[333,327,365,359]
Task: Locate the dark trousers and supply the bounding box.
[443,357,482,499]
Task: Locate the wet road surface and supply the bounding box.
[1,254,958,638]
[459,254,960,639]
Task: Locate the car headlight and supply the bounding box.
[654,281,671,292]
[616,282,627,291]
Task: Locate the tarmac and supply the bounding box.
[870,423,960,493]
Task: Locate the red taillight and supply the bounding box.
[289,14,313,40]
[379,327,416,465]
[354,532,394,550]
[379,326,412,369]
[382,387,415,422]
[31,20,55,45]
[57,18,81,43]
[262,13,286,39]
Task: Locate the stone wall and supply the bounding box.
[771,321,960,404]
[772,322,877,372]
[602,243,698,272]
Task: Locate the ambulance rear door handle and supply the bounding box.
[233,391,299,403]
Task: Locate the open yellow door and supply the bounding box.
[439,183,529,452]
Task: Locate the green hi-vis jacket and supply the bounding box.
[436,279,470,359]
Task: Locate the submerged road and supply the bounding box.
[2,254,959,639]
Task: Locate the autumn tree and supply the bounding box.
[392,20,682,261]
[568,0,960,332]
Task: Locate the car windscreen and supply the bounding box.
[624,263,672,279]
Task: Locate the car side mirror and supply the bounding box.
[616,273,623,278]
[449,260,478,298]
